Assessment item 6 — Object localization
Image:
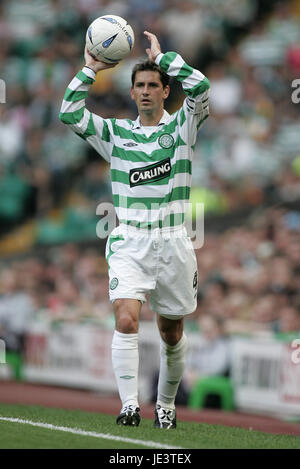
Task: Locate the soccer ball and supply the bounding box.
[86,15,134,64]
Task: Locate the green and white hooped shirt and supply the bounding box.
[59,52,210,230]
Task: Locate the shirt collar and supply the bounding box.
[131,109,170,130]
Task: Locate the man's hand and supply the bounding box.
[84,45,118,73]
[144,31,162,62]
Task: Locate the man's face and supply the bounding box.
[130,71,170,114]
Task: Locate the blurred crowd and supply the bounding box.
[194,207,300,337]
[0,1,300,380]
[0,242,113,353]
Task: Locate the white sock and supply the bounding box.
[111,330,139,409]
[157,333,188,410]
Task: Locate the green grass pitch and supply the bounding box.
[0,404,299,449]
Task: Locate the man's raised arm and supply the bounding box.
[59,47,118,162]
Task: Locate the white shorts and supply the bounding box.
[105,224,198,317]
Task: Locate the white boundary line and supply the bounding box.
[0,416,183,449]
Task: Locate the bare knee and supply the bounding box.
[116,314,138,333]
[114,299,140,334]
[160,329,182,346]
[158,316,184,346]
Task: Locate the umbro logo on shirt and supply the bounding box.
[123,142,138,147]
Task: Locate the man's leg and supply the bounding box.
[112,298,141,426]
[155,314,187,428]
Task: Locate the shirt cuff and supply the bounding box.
[155,53,164,66]
[82,66,96,80]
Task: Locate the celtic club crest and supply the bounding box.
[158,133,174,149]
[110,277,119,290]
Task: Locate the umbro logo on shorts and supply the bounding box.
[129,157,171,187]
[193,271,198,289]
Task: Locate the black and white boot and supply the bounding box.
[154,404,176,429]
[116,405,141,426]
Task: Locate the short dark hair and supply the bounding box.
[131,60,169,88]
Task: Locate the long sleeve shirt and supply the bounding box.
[59,52,210,230]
